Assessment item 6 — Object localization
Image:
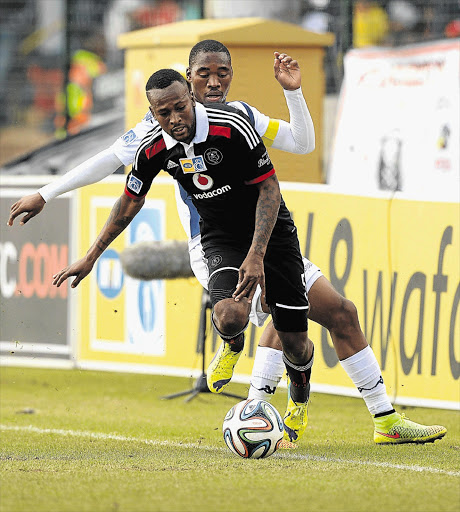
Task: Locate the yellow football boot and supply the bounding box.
[374,412,447,444]
[206,342,242,393]
[283,396,309,443]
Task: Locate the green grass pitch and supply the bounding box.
[1,366,459,512]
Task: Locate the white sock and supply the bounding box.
[248,346,285,402]
[340,345,393,416]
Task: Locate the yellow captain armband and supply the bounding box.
[261,119,280,147]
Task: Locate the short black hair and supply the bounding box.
[145,68,187,92]
[188,39,231,67]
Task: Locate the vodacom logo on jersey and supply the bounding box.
[192,173,232,199]
[192,173,213,190]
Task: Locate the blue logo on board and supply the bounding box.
[96,249,124,299]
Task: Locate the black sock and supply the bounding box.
[374,409,396,418]
[226,332,244,352]
[283,349,314,403]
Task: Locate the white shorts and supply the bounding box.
[188,236,323,328]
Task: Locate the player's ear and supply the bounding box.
[186,67,192,82]
[149,105,156,120]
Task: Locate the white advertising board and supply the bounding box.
[328,39,460,202]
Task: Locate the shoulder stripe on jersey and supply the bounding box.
[133,126,162,170]
[208,115,258,149]
[209,125,231,138]
[206,106,259,148]
[144,124,161,138]
[239,101,255,126]
[146,138,166,159]
[207,108,259,145]
[245,168,276,185]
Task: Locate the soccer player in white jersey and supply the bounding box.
[8,40,446,446]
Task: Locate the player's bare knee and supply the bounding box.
[214,298,250,335]
[329,297,359,336]
[278,331,310,363]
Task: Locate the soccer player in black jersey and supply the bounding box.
[52,68,315,423]
[16,40,447,446]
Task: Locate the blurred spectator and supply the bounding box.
[386,1,421,45]
[445,18,460,37]
[104,0,146,67]
[430,0,460,39]
[130,0,183,29]
[0,0,35,125]
[442,0,460,38]
[103,0,185,68]
[206,0,302,23]
[353,0,389,47]
[301,0,332,33]
[54,35,107,137]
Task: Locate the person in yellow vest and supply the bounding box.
[354,0,390,48]
[55,47,106,138]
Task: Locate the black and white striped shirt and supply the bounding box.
[126,102,296,250]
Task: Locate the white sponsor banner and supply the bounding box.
[328,40,460,202]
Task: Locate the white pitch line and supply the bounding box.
[275,451,460,476]
[1,424,459,477]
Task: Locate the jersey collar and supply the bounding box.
[161,103,209,150]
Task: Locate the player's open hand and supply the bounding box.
[233,253,265,304]
[52,257,95,288]
[7,193,46,226]
[274,52,301,91]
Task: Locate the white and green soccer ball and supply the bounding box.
[222,399,284,459]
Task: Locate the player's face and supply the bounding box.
[187,52,233,104]
[148,81,196,143]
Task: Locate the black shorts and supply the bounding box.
[205,239,309,333]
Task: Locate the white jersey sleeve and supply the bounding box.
[228,87,315,155]
[111,111,158,165]
[38,148,123,202]
[38,112,158,202]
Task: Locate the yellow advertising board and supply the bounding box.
[77,177,203,372]
[279,185,459,409]
[76,177,459,409]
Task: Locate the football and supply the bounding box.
[222,399,284,459]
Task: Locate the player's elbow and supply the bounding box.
[294,128,315,154]
[295,138,315,155]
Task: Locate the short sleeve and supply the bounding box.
[111,111,158,166]
[124,134,163,199]
[228,101,270,138]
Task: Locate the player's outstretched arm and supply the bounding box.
[7,147,123,227]
[52,193,144,289]
[233,175,281,304]
[7,111,155,227]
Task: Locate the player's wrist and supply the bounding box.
[284,86,302,95]
[37,192,46,204]
[85,247,102,265]
[37,186,53,203]
[248,246,266,259]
